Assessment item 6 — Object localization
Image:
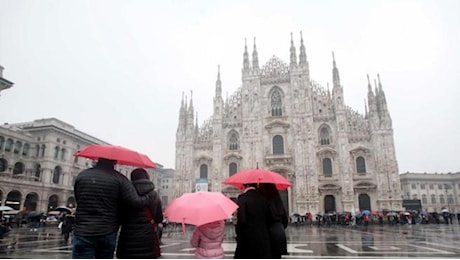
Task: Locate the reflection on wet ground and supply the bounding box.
[1,223,460,258]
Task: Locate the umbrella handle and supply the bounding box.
[182,219,186,235]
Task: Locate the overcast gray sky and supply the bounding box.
[1,0,459,173]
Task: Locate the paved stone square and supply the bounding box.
[1,223,460,258]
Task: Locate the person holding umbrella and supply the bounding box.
[234,183,272,259]
[116,168,163,259]
[258,183,288,258]
[72,158,158,259]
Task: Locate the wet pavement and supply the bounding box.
[1,223,460,258]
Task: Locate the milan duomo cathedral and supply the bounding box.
[175,33,403,215]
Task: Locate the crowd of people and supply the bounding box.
[289,209,456,226]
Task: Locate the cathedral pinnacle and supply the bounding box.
[252,37,259,69]
[290,32,297,67]
[243,38,250,70]
[299,31,307,66]
[332,52,340,87]
[215,65,222,98]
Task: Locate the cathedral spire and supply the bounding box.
[364,98,368,118]
[215,65,222,98]
[252,37,259,69]
[290,32,297,67]
[332,52,340,87]
[299,31,307,66]
[243,38,250,70]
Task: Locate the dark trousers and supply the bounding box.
[72,231,117,259]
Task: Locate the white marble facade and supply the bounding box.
[175,34,403,215]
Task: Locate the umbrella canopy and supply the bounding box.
[222,168,292,190]
[27,211,42,218]
[0,205,14,211]
[55,206,72,214]
[361,209,371,215]
[74,144,156,168]
[164,192,238,227]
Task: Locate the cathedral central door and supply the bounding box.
[324,195,336,213]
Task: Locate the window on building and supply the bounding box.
[22,143,29,156]
[272,135,284,155]
[13,162,24,175]
[319,126,331,145]
[5,138,13,152]
[35,144,40,157]
[422,194,427,204]
[420,184,425,189]
[0,158,7,172]
[60,148,66,161]
[438,184,443,189]
[356,156,366,174]
[270,89,283,116]
[13,141,22,154]
[431,194,436,204]
[200,164,208,179]
[52,166,61,184]
[411,184,416,189]
[41,144,46,157]
[0,136,4,150]
[229,163,237,177]
[440,195,445,204]
[54,146,59,160]
[429,184,434,190]
[228,131,239,150]
[322,158,333,177]
[448,194,454,204]
[34,164,41,180]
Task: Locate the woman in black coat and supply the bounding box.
[258,183,288,258]
[116,168,163,259]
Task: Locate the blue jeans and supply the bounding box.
[72,232,118,259]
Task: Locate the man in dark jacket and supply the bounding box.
[72,158,157,259]
[234,183,272,259]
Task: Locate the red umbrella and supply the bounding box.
[164,192,238,227]
[74,144,156,168]
[222,168,292,190]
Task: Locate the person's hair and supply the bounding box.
[130,168,150,181]
[96,158,116,169]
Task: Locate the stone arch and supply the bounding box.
[5,190,22,210]
[48,194,59,211]
[24,192,39,211]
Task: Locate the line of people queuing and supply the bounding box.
[290,210,456,226]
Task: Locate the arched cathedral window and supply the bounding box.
[356,156,366,174]
[322,158,333,177]
[200,164,208,179]
[271,89,283,116]
[273,135,284,155]
[319,126,331,145]
[228,131,239,150]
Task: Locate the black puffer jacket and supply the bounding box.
[116,179,162,259]
[73,165,154,237]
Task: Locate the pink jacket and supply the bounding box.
[190,220,225,259]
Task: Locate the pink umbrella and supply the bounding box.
[164,192,238,228]
[222,168,292,190]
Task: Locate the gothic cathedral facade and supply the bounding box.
[175,34,403,214]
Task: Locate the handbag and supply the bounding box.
[144,207,161,256]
